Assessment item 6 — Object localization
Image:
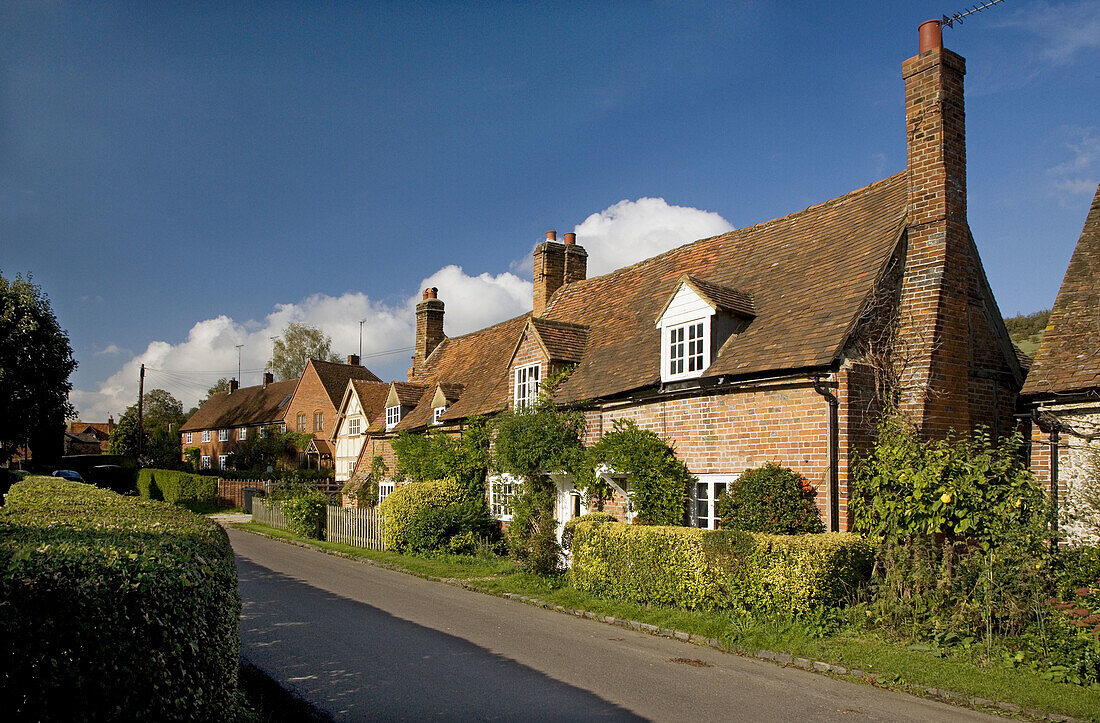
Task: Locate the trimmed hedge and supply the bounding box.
[569,515,873,614]
[379,478,466,552]
[0,477,240,720]
[137,467,217,504]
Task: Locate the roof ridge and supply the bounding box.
[549,172,906,301]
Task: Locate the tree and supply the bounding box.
[198,378,229,407]
[0,272,77,465]
[108,389,187,467]
[267,323,340,381]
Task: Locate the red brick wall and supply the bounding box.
[509,330,547,405]
[282,362,340,443]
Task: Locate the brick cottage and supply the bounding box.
[352,21,1024,534]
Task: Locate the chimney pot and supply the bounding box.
[347,354,360,366]
[918,19,942,53]
[228,378,240,394]
[563,232,576,245]
[424,287,438,299]
[546,230,557,241]
[262,372,274,388]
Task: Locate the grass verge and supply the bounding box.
[235,523,1100,720]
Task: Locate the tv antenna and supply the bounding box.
[942,0,1006,28]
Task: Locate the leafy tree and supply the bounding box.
[108,389,187,467]
[227,427,311,471]
[0,272,76,465]
[267,323,340,381]
[391,416,491,498]
[715,462,823,534]
[580,419,692,525]
[492,403,585,574]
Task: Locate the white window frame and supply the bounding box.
[259,425,268,439]
[378,480,395,504]
[693,474,737,530]
[348,416,361,437]
[184,432,192,444]
[313,411,324,432]
[385,405,401,430]
[512,363,541,410]
[238,427,247,441]
[663,319,709,381]
[218,428,229,442]
[201,430,211,443]
[201,455,211,469]
[218,454,228,469]
[432,406,446,425]
[490,474,520,521]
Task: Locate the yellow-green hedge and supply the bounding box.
[569,516,873,614]
[137,468,216,504]
[379,478,465,552]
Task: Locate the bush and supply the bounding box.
[277,488,328,540]
[716,462,823,534]
[404,498,499,555]
[0,477,239,720]
[569,516,872,614]
[379,478,466,552]
[580,419,692,525]
[137,468,217,505]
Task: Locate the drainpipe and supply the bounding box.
[813,376,840,532]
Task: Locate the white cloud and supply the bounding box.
[573,197,734,276]
[71,197,734,419]
[1048,127,1100,201]
[95,343,122,355]
[1010,1,1100,66]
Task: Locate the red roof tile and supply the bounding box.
[180,379,298,432]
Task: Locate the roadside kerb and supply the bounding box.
[234,524,1082,723]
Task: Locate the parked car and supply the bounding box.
[85,465,136,495]
[52,469,85,482]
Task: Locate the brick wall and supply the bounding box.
[282,363,339,443]
[1031,407,1100,544]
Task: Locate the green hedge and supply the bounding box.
[569,515,873,614]
[0,477,240,720]
[379,478,466,552]
[137,468,217,504]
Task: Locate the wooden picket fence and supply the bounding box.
[327,505,385,550]
[252,498,288,531]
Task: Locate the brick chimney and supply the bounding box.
[562,232,588,286]
[414,287,445,369]
[228,378,240,394]
[347,354,360,366]
[896,19,972,435]
[262,372,273,388]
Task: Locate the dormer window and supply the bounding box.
[386,405,401,429]
[513,363,540,409]
[433,406,446,425]
[656,275,756,384]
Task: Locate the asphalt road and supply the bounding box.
[231,529,997,722]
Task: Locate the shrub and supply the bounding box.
[277,488,328,540]
[379,478,466,552]
[569,516,872,614]
[392,416,491,498]
[343,456,386,508]
[0,477,239,720]
[716,462,823,534]
[404,498,499,555]
[580,419,692,525]
[136,468,216,505]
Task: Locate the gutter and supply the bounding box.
[812,375,841,532]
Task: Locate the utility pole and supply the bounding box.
[236,344,244,384]
[137,364,145,462]
[359,320,365,358]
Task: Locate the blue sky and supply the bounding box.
[2,1,1098,419]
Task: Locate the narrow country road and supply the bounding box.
[231,529,996,722]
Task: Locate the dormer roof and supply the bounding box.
[518,318,590,364]
[655,275,756,323]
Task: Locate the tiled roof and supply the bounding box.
[682,276,756,318]
[308,438,333,457]
[544,172,908,402]
[402,313,532,425]
[352,380,391,423]
[309,358,382,407]
[392,382,428,407]
[1021,183,1100,397]
[528,318,590,363]
[180,379,298,432]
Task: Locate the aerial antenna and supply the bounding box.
[942,0,1006,28]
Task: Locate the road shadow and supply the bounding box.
[236,556,643,721]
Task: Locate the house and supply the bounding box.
[353,21,1024,533]
[1022,183,1100,544]
[179,373,297,470]
[282,356,382,470]
[329,378,390,481]
[67,418,115,453]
